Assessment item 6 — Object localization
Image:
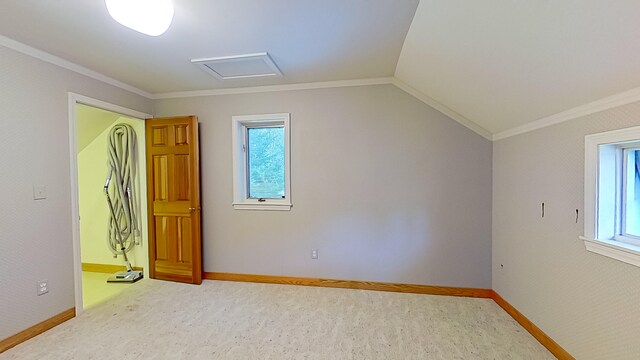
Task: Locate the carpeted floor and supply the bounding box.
[2,279,554,359]
[82,271,134,309]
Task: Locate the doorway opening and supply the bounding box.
[68,93,151,315]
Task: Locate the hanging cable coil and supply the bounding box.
[104,123,139,258]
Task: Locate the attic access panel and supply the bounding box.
[191,52,283,80]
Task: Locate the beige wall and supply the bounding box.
[1,43,494,342]
[0,45,152,340]
[492,102,640,359]
[77,115,145,268]
[155,84,493,288]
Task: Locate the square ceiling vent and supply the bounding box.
[191,52,283,80]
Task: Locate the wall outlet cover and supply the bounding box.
[37,279,49,295]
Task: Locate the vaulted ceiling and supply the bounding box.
[397,0,640,134]
[1,0,639,137]
[0,0,418,92]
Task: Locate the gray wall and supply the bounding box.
[1,45,492,341]
[493,102,640,359]
[0,45,153,340]
[155,84,493,288]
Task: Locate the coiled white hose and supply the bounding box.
[105,123,139,257]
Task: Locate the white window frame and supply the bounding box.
[231,113,291,211]
[617,145,640,245]
[581,125,640,267]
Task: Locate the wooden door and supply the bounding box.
[145,116,202,284]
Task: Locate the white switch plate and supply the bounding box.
[33,185,47,200]
[311,249,318,259]
[37,279,49,296]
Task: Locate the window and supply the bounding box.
[232,113,291,210]
[622,148,640,239]
[582,125,640,267]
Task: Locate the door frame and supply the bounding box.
[68,93,152,316]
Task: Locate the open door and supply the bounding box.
[145,116,202,284]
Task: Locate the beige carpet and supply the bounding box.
[82,271,135,309]
[2,279,554,359]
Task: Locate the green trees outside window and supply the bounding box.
[247,126,285,198]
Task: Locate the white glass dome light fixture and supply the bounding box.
[105,0,174,36]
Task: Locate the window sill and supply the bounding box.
[232,203,292,211]
[580,236,640,268]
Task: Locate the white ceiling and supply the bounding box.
[0,0,418,93]
[1,0,640,136]
[396,0,640,134]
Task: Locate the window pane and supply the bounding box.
[625,149,640,237]
[247,127,285,198]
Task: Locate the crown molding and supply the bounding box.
[7,32,637,143]
[493,86,640,141]
[152,77,395,99]
[0,35,153,99]
[154,77,493,140]
[0,36,489,139]
[155,76,494,141]
[390,78,493,140]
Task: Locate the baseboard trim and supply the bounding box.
[205,272,573,359]
[204,272,493,298]
[82,262,143,273]
[0,276,572,358]
[0,308,75,354]
[491,291,574,360]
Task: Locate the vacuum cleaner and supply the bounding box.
[104,123,143,284]
[104,182,143,283]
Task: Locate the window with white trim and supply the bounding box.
[582,125,640,267]
[232,113,291,211]
[620,146,640,241]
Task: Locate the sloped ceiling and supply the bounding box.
[2,1,640,136]
[396,0,640,134]
[76,104,120,152]
[0,0,418,93]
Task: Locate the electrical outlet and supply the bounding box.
[311,249,318,259]
[37,279,49,296]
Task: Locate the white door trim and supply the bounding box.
[68,92,152,316]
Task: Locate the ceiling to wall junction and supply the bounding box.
[2,0,640,137]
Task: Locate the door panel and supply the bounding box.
[174,155,191,200]
[146,116,202,284]
[154,217,169,260]
[153,156,169,200]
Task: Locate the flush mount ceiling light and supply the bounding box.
[105,0,174,36]
[191,53,283,80]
